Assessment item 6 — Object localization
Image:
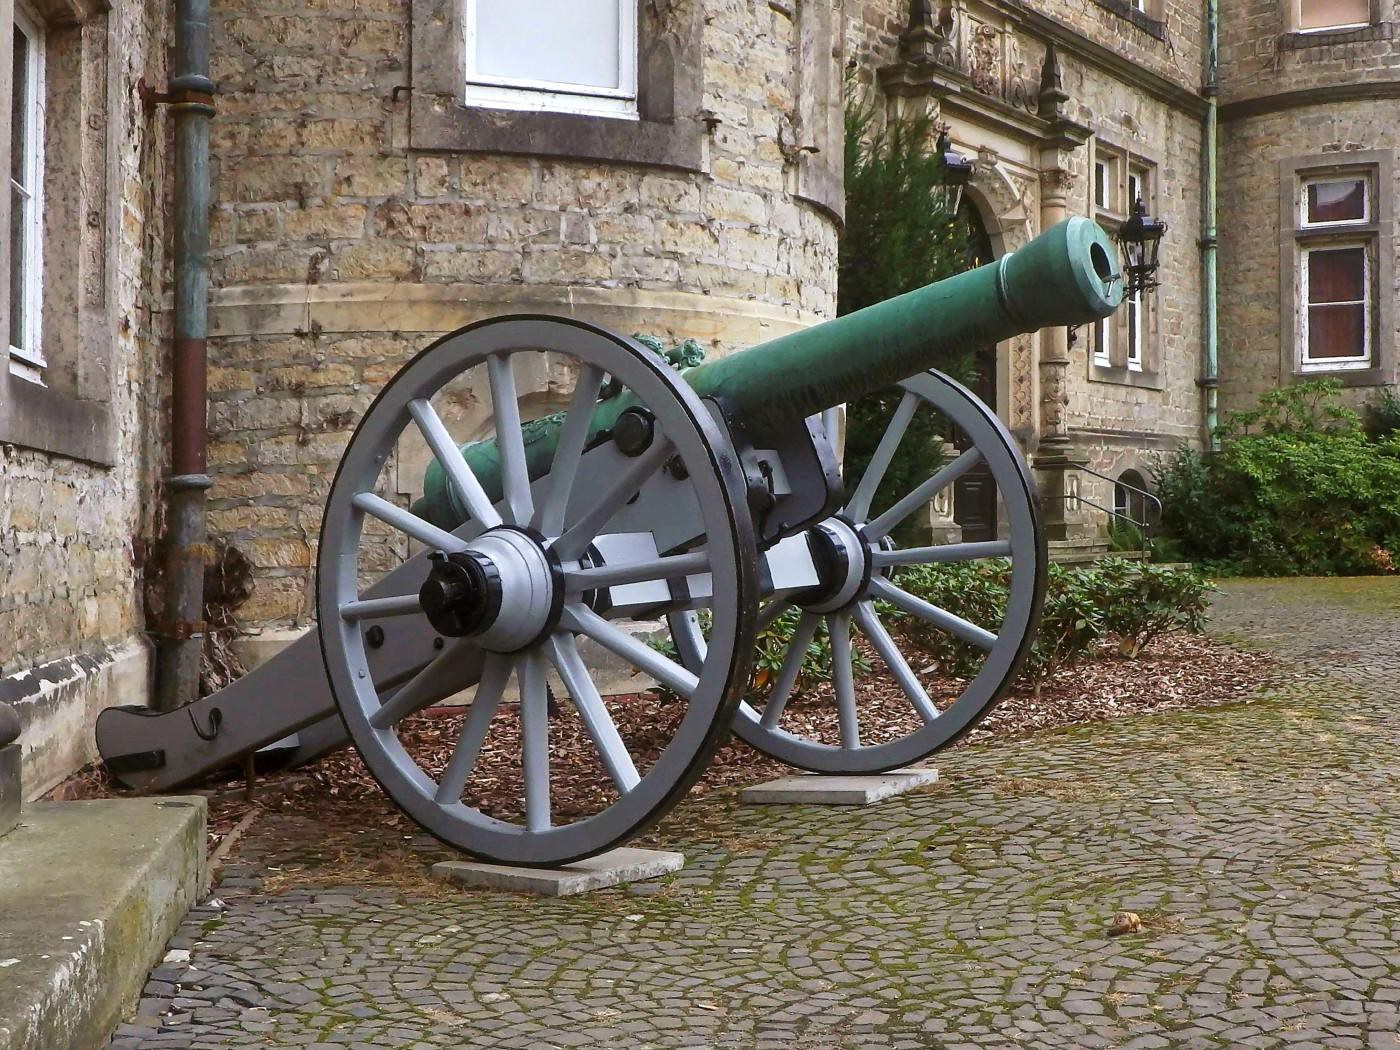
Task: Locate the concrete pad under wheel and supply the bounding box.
[0,796,207,1050]
[740,767,939,806]
[431,847,684,897]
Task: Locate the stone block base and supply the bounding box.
[0,744,18,839]
[0,796,207,1050]
[740,767,939,806]
[431,847,684,897]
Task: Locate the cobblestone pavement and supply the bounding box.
[111,579,1400,1049]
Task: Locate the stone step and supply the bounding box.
[0,797,207,1050]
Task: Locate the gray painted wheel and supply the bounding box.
[729,369,1046,773]
[318,316,758,866]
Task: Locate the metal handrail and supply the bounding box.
[1074,463,1164,524]
[1042,489,1155,559]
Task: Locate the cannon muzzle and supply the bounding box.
[418,216,1122,527]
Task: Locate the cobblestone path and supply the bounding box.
[111,579,1400,1049]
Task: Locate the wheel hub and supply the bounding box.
[798,517,871,614]
[418,528,559,651]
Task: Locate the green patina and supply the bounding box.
[414,217,1124,529]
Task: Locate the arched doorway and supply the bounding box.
[952,201,1000,542]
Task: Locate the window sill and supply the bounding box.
[1091,0,1167,40]
[0,372,114,465]
[1279,22,1393,50]
[1089,363,1164,390]
[409,95,706,173]
[1292,364,1387,387]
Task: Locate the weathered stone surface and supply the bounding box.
[106,580,1400,1049]
[0,797,206,1050]
[0,744,18,839]
[740,767,939,806]
[431,848,686,897]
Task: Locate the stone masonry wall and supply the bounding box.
[1218,0,1400,417]
[850,0,1205,531]
[205,0,842,633]
[0,0,166,679]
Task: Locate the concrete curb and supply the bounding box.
[0,797,207,1050]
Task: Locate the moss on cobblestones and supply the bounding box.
[108,580,1400,1050]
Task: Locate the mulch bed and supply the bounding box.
[51,630,1275,864]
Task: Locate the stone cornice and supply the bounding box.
[1220,80,1400,121]
[981,0,1209,118]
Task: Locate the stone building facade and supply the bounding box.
[0,0,169,794]
[1218,0,1400,414]
[3,0,1398,791]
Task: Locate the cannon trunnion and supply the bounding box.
[97,218,1124,867]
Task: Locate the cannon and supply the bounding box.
[98,217,1123,866]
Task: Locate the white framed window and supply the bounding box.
[1125,169,1146,371]
[1296,0,1370,31]
[463,0,638,119]
[1300,243,1371,369]
[9,5,45,382]
[1093,315,1112,365]
[1301,174,1369,227]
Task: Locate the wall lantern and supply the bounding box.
[935,130,975,217]
[1117,198,1167,296]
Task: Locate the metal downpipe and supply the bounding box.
[155,0,215,711]
[1201,0,1221,451]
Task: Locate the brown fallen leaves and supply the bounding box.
[55,630,1275,853]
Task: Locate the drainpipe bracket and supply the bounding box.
[168,473,214,493]
[1195,376,1220,390]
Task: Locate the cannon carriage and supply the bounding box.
[97,217,1124,867]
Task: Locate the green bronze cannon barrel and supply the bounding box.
[416,216,1123,528]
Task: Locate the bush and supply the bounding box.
[1152,380,1400,575]
[1364,385,1400,441]
[885,557,1211,682]
[838,91,976,528]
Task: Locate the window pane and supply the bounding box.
[11,25,28,186]
[1308,304,1366,359]
[1300,0,1370,29]
[9,184,25,351]
[1307,247,1365,304]
[1306,178,1366,224]
[474,0,622,91]
[1094,162,1107,208]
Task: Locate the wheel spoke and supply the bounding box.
[408,398,504,530]
[758,599,790,632]
[518,650,551,833]
[870,576,997,651]
[668,610,708,671]
[534,364,606,536]
[873,540,1013,569]
[829,613,860,749]
[564,550,709,594]
[552,438,673,560]
[370,636,478,730]
[865,448,984,540]
[352,492,468,553]
[853,602,938,725]
[760,611,820,730]
[560,604,699,699]
[340,593,423,623]
[547,633,641,794]
[846,391,919,522]
[487,352,534,527]
[434,653,513,804]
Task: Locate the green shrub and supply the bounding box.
[1090,559,1213,657]
[883,557,1209,682]
[837,91,975,528]
[1152,381,1400,575]
[1364,385,1400,441]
